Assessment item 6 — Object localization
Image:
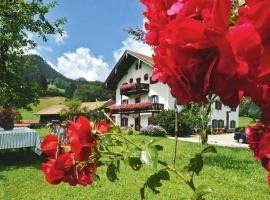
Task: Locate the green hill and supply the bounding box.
[23,54,114,101]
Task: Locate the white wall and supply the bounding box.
[208,103,239,129]
[113,57,239,129]
[115,61,173,107]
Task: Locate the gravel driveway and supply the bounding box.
[168,133,249,148]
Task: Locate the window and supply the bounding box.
[215,102,222,110]
[121,118,128,127]
[218,120,224,128]
[135,97,141,103]
[129,78,133,83]
[139,61,142,69]
[135,62,139,70]
[136,78,141,84]
[231,107,236,112]
[122,99,128,105]
[144,73,149,81]
[230,120,236,128]
[212,120,218,129]
[151,95,159,103]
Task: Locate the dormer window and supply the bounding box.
[215,102,222,110]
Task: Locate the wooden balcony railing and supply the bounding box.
[109,102,164,114]
[120,83,149,96]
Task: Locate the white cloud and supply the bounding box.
[26,45,53,55]
[52,47,110,81]
[113,37,153,61]
[54,31,69,45]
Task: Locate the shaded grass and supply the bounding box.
[0,135,269,200]
[239,116,256,127]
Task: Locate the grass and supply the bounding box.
[34,128,50,137]
[48,84,65,93]
[0,135,269,200]
[239,116,256,127]
[18,96,66,121]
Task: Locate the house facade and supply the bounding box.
[105,50,239,131]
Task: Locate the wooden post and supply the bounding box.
[173,99,179,167]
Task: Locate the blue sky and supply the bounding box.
[31,0,153,81]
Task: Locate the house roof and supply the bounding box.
[36,99,115,115]
[105,50,154,90]
[36,104,66,115]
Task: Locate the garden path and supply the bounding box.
[168,133,249,148]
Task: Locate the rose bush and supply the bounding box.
[41,116,98,186]
[141,0,270,186]
[41,107,217,199]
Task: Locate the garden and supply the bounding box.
[1,135,270,200]
[1,0,270,199]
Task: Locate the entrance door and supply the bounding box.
[135,117,140,131]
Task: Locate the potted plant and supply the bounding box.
[0,107,17,131]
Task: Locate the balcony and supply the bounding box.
[120,83,149,96]
[109,102,164,114]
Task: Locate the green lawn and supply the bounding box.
[48,84,65,93]
[0,135,269,200]
[239,116,257,127]
[19,96,66,121]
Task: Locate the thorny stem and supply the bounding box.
[104,132,142,150]
[102,112,197,192]
[104,113,117,126]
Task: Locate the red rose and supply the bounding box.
[257,132,270,160]
[67,116,95,162]
[41,134,58,158]
[41,153,74,185]
[76,164,96,186]
[96,121,110,134]
[246,124,264,159]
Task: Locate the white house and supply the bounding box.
[105,50,239,131]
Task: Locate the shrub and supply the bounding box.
[141,125,167,137]
[149,110,194,136]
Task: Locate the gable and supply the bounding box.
[105,50,153,90]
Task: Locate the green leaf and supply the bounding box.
[102,135,112,146]
[155,145,163,151]
[106,163,118,182]
[140,169,170,198]
[185,154,203,175]
[141,144,158,171]
[108,126,121,134]
[193,185,212,200]
[129,157,143,171]
[201,146,217,154]
[96,100,106,112]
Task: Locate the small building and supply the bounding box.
[36,99,114,123]
[105,50,239,131]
